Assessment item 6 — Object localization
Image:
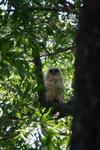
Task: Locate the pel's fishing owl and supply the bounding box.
[44,67,64,103]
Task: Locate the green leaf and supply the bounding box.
[46,26,54,35]
[23,83,31,98]
[43,107,54,118]
[15,112,21,118]
[33,0,42,6]
[15,84,22,97]
[32,85,44,92]
[23,106,29,114]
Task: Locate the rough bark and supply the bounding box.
[33,48,46,105]
[71,0,100,150]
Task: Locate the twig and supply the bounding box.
[51,20,67,36]
[0,35,14,40]
[41,46,76,57]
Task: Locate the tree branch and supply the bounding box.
[0,6,77,14]
[32,47,46,105]
[0,35,14,40]
[43,100,73,116]
[0,7,61,12]
[41,46,76,57]
[27,7,61,12]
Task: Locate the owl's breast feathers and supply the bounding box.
[44,67,64,102]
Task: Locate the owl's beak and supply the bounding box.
[52,70,56,75]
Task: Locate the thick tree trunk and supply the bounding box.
[71,1,100,150]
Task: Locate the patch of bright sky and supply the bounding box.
[0,0,14,10]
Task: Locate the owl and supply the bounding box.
[44,67,64,103]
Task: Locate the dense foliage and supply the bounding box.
[0,0,81,149]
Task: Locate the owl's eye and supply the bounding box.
[55,69,58,73]
[49,69,53,73]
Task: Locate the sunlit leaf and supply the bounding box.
[15,112,21,118]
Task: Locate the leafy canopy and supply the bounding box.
[0,0,81,149]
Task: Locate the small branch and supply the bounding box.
[51,20,67,36]
[41,46,76,57]
[0,6,77,14]
[0,35,14,40]
[0,7,61,12]
[27,7,61,12]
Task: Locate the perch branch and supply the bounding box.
[43,100,73,116]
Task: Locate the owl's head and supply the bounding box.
[48,67,61,75]
[45,67,63,81]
